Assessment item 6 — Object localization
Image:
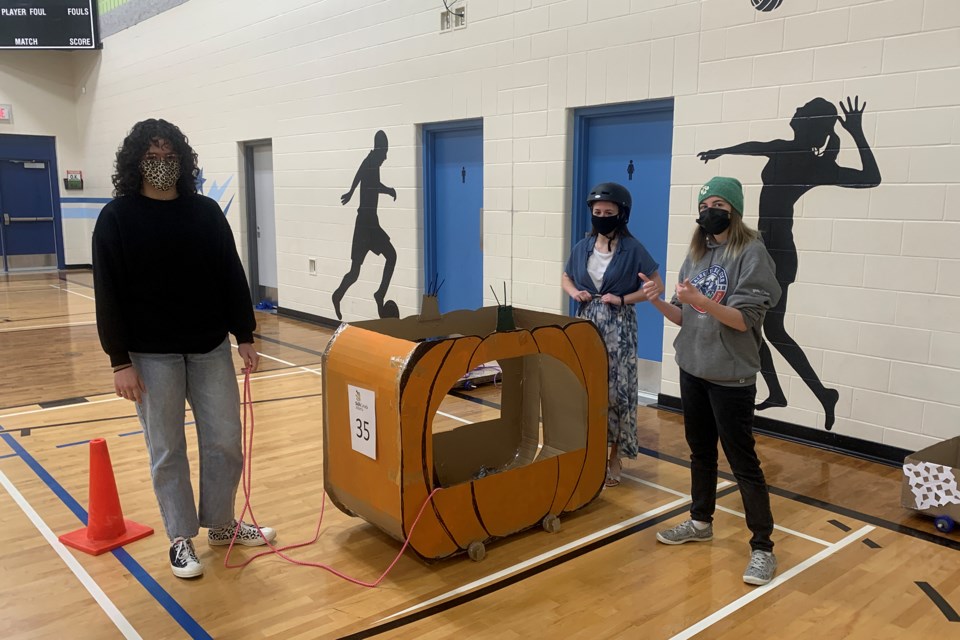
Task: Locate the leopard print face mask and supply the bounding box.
[139,158,181,191]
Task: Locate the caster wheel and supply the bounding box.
[542,514,561,534]
[468,540,486,562]
[934,515,955,533]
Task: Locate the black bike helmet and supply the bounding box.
[586,182,632,223]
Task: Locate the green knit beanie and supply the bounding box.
[698,176,744,215]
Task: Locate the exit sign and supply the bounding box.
[0,104,12,123]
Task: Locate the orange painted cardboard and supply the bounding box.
[322,297,608,560]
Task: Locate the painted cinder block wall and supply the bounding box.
[2,0,956,451]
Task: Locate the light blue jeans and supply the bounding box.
[130,338,243,540]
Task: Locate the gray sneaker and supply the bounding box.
[656,519,713,545]
[742,550,777,585]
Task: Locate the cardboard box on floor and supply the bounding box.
[321,296,608,560]
[901,436,960,524]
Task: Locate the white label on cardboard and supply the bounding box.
[348,384,376,460]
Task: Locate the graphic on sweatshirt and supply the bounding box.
[697,96,881,431]
[690,265,727,314]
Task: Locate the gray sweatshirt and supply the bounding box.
[671,237,781,385]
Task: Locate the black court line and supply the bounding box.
[0,362,323,414]
[448,389,501,410]
[450,393,960,553]
[0,393,323,435]
[253,332,328,358]
[337,486,739,640]
[0,287,65,294]
[4,313,91,322]
[916,582,960,622]
[862,538,881,549]
[58,275,95,290]
[639,444,960,552]
[828,519,852,532]
[56,439,91,449]
[38,397,88,409]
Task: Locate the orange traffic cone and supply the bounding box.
[59,438,153,555]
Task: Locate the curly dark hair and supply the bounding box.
[112,119,199,197]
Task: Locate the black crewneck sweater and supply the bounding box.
[92,193,256,367]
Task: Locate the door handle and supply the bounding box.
[3,215,53,224]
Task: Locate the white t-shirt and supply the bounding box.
[587,243,613,291]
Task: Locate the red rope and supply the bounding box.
[223,370,441,587]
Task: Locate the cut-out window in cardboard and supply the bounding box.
[322,297,607,560]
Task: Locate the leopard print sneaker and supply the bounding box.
[207,520,277,547]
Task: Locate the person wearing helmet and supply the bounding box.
[562,182,664,488]
[643,176,782,587]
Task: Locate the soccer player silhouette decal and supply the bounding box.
[333,130,400,320]
[698,96,881,430]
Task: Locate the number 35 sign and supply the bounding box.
[348,385,377,460]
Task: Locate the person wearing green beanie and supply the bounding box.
[641,176,782,587]
[698,176,744,216]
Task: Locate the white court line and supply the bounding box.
[0,320,97,333]
[248,369,317,382]
[714,505,831,547]
[377,496,692,624]
[0,396,123,420]
[621,473,831,547]
[0,468,143,640]
[669,525,874,640]
[436,410,472,424]
[622,473,734,498]
[50,284,97,302]
[230,342,322,377]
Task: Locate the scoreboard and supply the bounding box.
[0,1,99,49]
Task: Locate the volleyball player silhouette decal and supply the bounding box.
[698,96,881,431]
[333,130,400,320]
[752,0,784,11]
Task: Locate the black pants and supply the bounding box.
[679,369,774,552]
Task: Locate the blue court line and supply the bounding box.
[60,208,102,220]
[56,439,91,449]
[0,431,212,639]
[119,430,143,437]
[60,197,112,204]
[0,453,17,460]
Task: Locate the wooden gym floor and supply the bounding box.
[1,270,958,639]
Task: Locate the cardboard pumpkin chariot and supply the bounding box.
[321,296,608,561]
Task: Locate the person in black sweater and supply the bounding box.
[93,119,277,579]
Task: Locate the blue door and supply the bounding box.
[572,101,674,362]
[0,135,62,271]
[424,120,483,313]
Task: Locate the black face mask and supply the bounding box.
[592,214,621,236]
[697,207,731,235]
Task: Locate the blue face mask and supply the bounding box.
[697,207,731,235]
